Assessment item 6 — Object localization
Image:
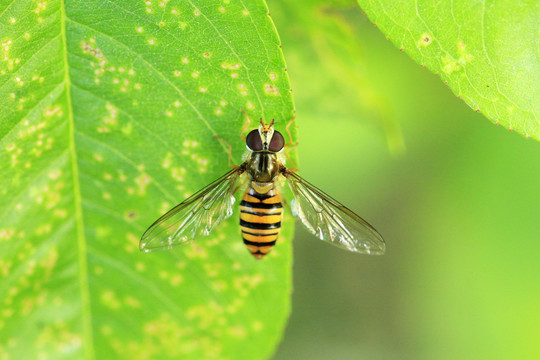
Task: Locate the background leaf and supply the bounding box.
[270,1,540,359]
[355,0,540,141]
[269,0,405,154]
[0,0,295,359]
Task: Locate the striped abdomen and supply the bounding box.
[239,184,282,260]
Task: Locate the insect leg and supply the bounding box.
[213,134,236,168]
[284,115,297,148]
[275,180,290,208]
[283,150,298,172]
[284,141,299,173]
[232,171,247,194]
[240,109,252,141]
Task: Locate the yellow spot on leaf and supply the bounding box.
[264,83,279,95]
[101,290,122,309]
[135,262,145,272]
[0,229,15,241]
[227,325,246,339]
[82,40,107,67]
[93,153,103,162]
[252,321,263,332]
[135,173,151,195]
[125,296,141,308]
[417,32,433,48]
[170,274,183,286]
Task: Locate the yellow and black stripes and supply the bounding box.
[240,184,282,259]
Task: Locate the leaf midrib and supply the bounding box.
[60,0,95,358]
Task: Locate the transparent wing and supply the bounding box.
[283,170,385,255]
[140,167,243,253]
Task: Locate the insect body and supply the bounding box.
[239,184,282,259]
[140,119,385,259]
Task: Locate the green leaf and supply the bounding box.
[270,0,405,155]
[356,0,540,141]
[0,0,295,359]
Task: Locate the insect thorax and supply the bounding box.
[246,151,281,193]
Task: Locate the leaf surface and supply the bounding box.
[356,0,540,140]
[0,0,295,359]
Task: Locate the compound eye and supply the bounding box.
[246,129,263,151]
[269,131,285,152]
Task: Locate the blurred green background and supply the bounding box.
[270,1,540,359]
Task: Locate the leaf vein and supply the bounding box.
[60,0,95,357]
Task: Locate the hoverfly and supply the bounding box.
[140,119,385,259]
